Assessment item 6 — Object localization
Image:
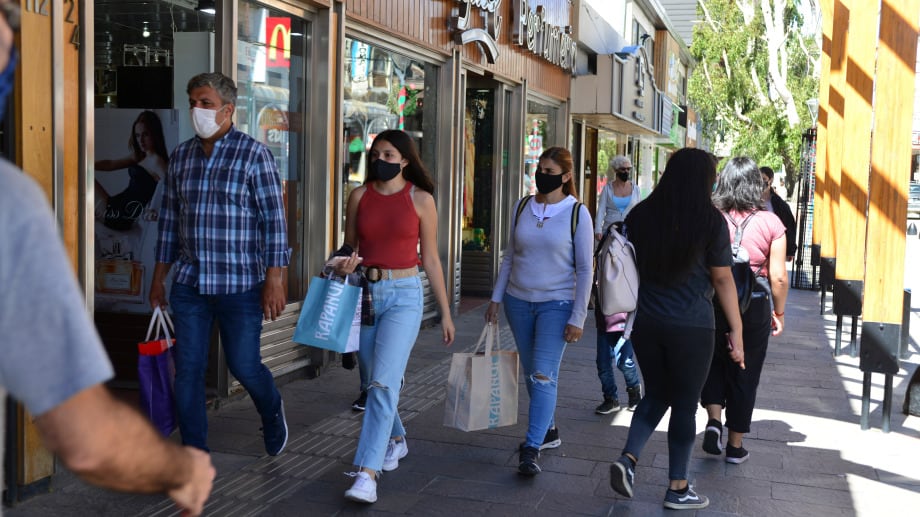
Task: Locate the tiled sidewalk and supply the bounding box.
[7,287,920,516]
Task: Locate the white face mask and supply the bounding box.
[190,106,225,139]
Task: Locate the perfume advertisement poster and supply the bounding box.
[94,109,179,314]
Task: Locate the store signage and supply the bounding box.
[620,46,659,132]
[512,0,576,73]
[266,17,291,68]
[450,0,502,64]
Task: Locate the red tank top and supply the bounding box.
[356,182,421,268]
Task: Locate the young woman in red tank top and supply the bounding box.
[333,130,455,504]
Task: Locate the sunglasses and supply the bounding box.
[616,167,632,173]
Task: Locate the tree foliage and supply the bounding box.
[688,0,819,192]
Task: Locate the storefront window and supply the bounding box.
[342,38,430,240]
[237,2,309,300]
[523,100,558,196]
[92,1,214,320]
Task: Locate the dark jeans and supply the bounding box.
[623,321,714,480]
[169,282,282,451]
[701,293,772,434]
[596,331,641,399]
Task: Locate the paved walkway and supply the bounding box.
[7,285,920,516]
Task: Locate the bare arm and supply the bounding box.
[35,384,214,516]
[95,154,140,172]
[331,187,366,276]
[416,190,455,346]
[767,235,788,335]
[711,265,745,369]
[262,266,286,321]
[149,262,173,309]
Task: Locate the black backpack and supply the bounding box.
[725,211,760,314]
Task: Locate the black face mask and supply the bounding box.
[616,172,630,182]
[371,159,402,182]
[535,170,565,194]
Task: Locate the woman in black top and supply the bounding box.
[608,148,745,510]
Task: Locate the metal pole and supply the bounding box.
[835,315,843,356]
[849,316,859,357]
[861,371,871,430]
[883,374,893,433]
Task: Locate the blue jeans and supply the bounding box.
[169,281,282,451]
[596,331,641,399]
[503,293,571,449]
[353,276,423,472]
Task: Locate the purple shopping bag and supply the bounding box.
[138,307,177,437]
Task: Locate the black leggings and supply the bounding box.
[623,321,714,480]
[701,294,772,433]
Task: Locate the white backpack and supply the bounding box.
[595,225,640,337]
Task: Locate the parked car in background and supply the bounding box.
[909,182,920,219]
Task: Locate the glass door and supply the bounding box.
[236,2,310,301]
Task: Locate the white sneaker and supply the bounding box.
[344,471,377,503]
[382,438,408,472]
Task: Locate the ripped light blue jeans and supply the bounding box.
[352,275,423,472]
[503,293,571,449]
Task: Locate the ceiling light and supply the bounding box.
[142,22,150,38]
[196,0,216,15]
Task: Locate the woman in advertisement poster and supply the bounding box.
[331,129,455,504]
[485,146,594,477]
[95,110,169,231]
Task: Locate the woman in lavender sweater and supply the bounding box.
[485,147,594,476]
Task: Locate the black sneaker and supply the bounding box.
[518,446,541,476]
[609,455,635,498]
[351,390,367,412]
[262,400,288,456]
[595,397,621,414]
[663,486,709,510]
[626,386,642,411]
[518,427,562,451]
[702,418,723,455]
[725,444,750,464]
[541,427,561,450]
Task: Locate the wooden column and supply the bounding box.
[819,0,850,287]
[813,0,834,251]
[832,1,879,320]
[860,0,919,373]
[11,0,83,489]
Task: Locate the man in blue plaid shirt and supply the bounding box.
[150,72,290,456]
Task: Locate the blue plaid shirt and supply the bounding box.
[155,126,290,294]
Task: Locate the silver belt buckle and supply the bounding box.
[366,266,381,282]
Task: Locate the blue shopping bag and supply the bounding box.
[293,276,361,353]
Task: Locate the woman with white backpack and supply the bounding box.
[608,148,745,510]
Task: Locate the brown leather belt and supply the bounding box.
[365,266,418,282]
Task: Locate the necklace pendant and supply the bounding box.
[537,221,544,228]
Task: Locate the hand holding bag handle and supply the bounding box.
[140,307,175,355]
[472,322,498,355]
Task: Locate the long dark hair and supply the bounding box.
[539,146,579,200]
[712,157,765,212]
[130,110,169,162]
[626,147,720,284]
[366,129,434,194]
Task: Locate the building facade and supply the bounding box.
[569,0,693,215]
[5,0,572,494]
